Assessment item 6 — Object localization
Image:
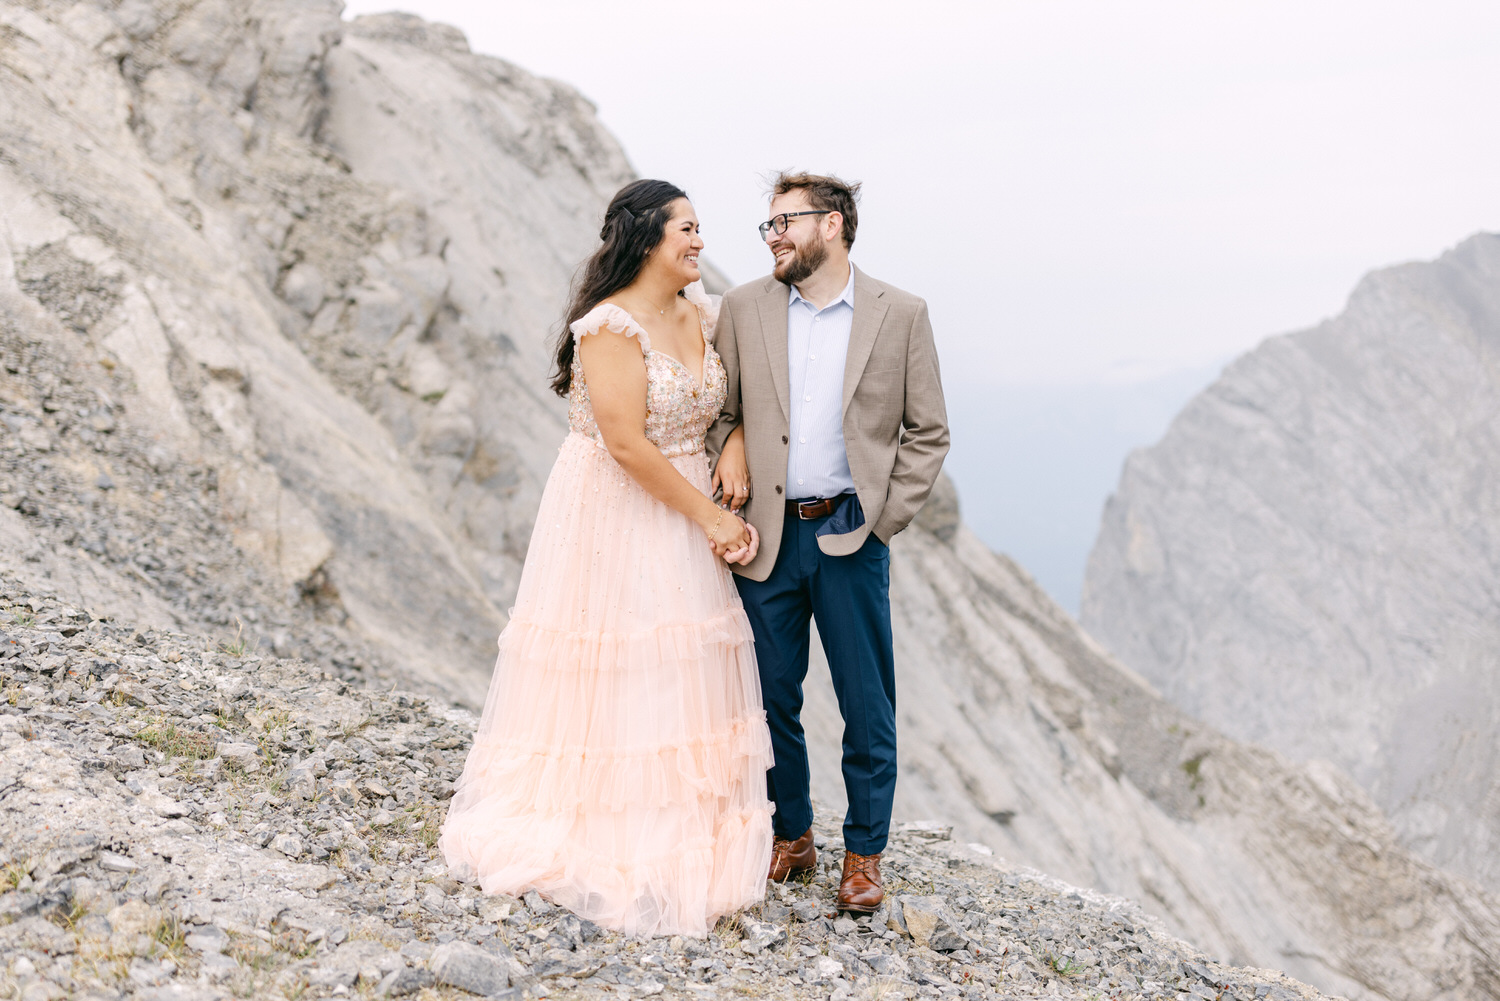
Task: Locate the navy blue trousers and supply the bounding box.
[734,511,897,856]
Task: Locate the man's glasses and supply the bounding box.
[758,210,831,239]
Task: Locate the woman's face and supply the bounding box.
[649,198,703,287]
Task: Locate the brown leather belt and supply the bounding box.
[787,497,840,520]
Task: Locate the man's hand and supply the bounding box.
[723,523,759,565]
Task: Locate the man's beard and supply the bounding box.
[774,236,828,286]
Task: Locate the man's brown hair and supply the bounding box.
[771,172,862,250]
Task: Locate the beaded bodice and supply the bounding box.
[567,299,726,459]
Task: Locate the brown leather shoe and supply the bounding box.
[767,828,816,882]
[837,851,883,913]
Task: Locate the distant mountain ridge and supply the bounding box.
[1082,233,1500,896]
[1,1,1497,998]
[944,361,1224,612]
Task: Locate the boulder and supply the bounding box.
[900,895,968,952]
[214,741,261,774]
[429,940,510,996]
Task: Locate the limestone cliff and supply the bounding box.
[2,2,1498,999]
[1081,235,1500,898]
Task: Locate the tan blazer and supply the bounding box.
[707,265,950,582]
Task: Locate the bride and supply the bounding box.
[438,179,774,936]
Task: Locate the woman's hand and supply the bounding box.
[723,522,759,565]
[712,427,751,513]
[703,508,751,558]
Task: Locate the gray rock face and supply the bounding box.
[857,525,1500,1001]
[1081,235,1500,894]
[0,0,641,705]
[2,2,1499,1000]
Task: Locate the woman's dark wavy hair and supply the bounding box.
[550,179,688,397]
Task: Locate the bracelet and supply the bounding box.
[706,509,725,542]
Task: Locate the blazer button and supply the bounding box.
[782,435,789,444]
[775,485,783,495]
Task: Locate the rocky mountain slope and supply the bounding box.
[1080,235,1500,897]
[2,1,1499,999]
[0,578,1347,1001]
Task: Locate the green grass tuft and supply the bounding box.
[133,717,217,760]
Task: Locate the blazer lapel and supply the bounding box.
[756,277,791,422]
[842,264,889,418]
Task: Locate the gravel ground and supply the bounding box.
[0,576,1336,1001]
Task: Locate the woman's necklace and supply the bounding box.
[639,291,678,316]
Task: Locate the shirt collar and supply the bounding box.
[788,265,856,311]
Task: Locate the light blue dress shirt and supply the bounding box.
[786,267,857,500]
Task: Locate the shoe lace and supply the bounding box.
[843,853,880,881]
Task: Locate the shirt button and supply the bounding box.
[815,316,821,323]
[799,437,806,443]
[810,354,817,360]
[804,395,811,402]
[797,478,804,485]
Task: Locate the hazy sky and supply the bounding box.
[342,0,1500,384]
[341,0,1500,606]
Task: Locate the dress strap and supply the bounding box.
[682,281,722,341]
[571,303,651,353]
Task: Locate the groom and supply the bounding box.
[708,172,949,912]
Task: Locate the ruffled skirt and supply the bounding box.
[439,432,774,936]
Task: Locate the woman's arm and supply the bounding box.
[579,329,752,556]
[711,425,750,514]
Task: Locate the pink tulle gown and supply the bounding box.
[438,289,773,937]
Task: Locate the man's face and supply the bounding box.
[766,190,829,286]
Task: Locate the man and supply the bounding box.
[708,172,949,912]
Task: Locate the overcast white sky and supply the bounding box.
[342,0,1500,605]
[343,0,1500,384]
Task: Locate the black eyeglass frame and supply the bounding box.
[758,210,832,239]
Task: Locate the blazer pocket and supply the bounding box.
[856,366,904,393]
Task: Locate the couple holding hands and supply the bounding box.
[439,172,950,937]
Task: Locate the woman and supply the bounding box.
[438,179,774,937]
